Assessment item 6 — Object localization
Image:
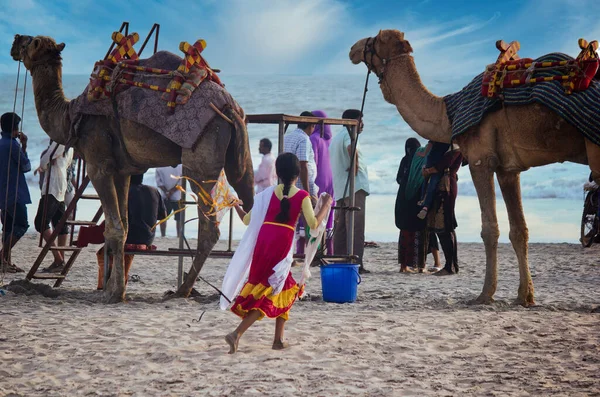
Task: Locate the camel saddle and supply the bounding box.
[70,50,242,149]
[87,32,222,114]
[482,39,599,98]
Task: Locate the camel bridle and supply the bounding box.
[362,35,409,82]
[362,36,384,80]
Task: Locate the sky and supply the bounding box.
[0,0,599,83]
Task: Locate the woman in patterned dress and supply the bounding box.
[224,153,332,354]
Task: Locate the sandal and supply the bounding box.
[41,261,65,273]
[1,263,24,273]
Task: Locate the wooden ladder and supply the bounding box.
[26,158,103,287]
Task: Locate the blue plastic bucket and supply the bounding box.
[320,263,361,303]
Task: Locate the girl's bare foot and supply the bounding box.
[400,266,415,273]
[225,332,239,354]
[272,340,289,350]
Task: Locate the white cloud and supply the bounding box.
[211,0,349,74]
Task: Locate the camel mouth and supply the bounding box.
[10,34,33,62]
[349,40,366,65]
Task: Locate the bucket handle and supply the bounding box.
[354,269,362,285]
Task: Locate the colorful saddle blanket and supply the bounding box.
[69,51,242,149]
[444,53,600,146]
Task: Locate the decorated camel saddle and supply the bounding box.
[482,39,599,97]
[444,38,600,146]
[69,32,242,149]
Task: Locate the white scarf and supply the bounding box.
[298,194,331,292]
[220,186,275,310]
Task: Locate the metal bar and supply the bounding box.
[277,121,285,155]
[154,24,160,54]
[137,24,157,56]
[347,125,357,261]
[227,208,233,252]
[246,114,359,127]
[177,178,187,288]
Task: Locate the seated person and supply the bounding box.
[417,141,451,220]
[96,173,167,289]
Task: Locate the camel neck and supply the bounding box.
[379,55,452,143]
[30,63,70,144]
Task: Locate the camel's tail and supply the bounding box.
[223,106,254,212]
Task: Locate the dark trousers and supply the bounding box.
[333,189,367,266]
[437,231,458,273]
[34,195,69,235]
[1,203,29,248]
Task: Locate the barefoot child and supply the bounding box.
[220,153,332,354]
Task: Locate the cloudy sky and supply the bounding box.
[0,0,598,80]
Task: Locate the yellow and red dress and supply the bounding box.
[231,186,316,320]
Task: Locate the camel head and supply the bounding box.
[349,29,413,78]
[11,34,65,71]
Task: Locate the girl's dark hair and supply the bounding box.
[275,153,300,223]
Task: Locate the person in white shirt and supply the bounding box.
[34,141,74,273]
[254,138,277,194]
[330,109,370,274]
[283,111,318,199]
[155,165,183,237]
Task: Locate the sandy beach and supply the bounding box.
[1,236,599,396]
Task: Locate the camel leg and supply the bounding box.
[584,138,600,184]
[470,164,500,304]
[114,174,130,241]
[496,171,534,307]
[174,118,231,298]
[88,166,127,303]
[175,166,220,297]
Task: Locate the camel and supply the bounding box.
[10,35,254,303]
[350,29,600,307]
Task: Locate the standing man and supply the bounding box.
[283,111,319,254]
[254,138,277,194]
[0,112,31,273]
[330,109,370,274]
[155,165,183,237]
[35,140,74,273]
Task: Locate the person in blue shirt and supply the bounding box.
[0,112,31,273]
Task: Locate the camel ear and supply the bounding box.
[57,43,65,52]
[33,38,40,49]
[400,40,413,54]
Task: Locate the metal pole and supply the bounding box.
[347,125,357,260]
[227,207,233,252]
[278,121,285,155]
[177,178,187,288]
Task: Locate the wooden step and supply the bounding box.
[32,273,66,280]
[80,194,100,200]
[49,247,82,252]
[66,220,98,226]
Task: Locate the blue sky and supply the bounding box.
[0,0,598,83]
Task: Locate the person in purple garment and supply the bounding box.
[305,109,335,255]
